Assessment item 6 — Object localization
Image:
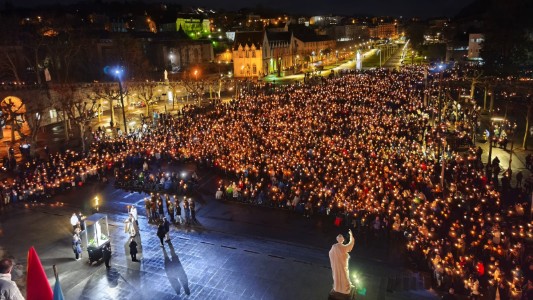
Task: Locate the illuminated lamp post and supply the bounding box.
[112,67,128,135]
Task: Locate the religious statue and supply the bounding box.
[329,229,355,297]
[164,69,168,81]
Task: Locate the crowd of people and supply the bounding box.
[0,66,531,299]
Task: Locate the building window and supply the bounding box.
[246,50,249,58]
[49,109,57,120]
[239,50,243,58]
[252,50,256,58]
[253,64,257,74]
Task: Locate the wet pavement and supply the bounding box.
[0,166,437,300]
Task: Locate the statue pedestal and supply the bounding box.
[328,288,355,300]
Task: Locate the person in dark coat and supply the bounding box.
[167,198,175,223]
[190,200,197,223]
[163,217,171,242]
[175,198,182,225]
[72,234,82,261]
[183,200,191,225]
[158,199,164,221]
[129,238,138,261]
[157,223,166,246]
[102,243,112,269]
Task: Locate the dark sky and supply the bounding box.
[14,0,477,18]
[186,0,477,17]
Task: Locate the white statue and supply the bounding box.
[329,229,355,295]
[164,69,168,81]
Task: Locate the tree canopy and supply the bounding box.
[480,0,533,76]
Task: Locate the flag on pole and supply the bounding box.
[26,247,53,300]
[52,265,65,300]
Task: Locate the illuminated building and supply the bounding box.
[232,31,264,78]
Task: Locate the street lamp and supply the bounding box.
[436,64,445,124]
[507,122,517,171]
[112,67,128,135]
[193,69,199,104]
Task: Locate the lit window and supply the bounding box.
[49,109,57,120]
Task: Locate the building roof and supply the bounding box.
[233,31,264,50]
[265,31,291,43]
[176,13,207,21]
[293,32,333,43]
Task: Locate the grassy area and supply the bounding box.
[361,49,384,68]
[402,53,427,65]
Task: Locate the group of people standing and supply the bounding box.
[144,194,197,226]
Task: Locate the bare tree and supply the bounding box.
[206,77,224,100]
[183,78,207,105]
[51,84,98,153]
[0,46,23,82]
[45,30,83,84]
[23,90,51,154]
[468,69,483,100]
[50,84,77,141]
[135,82,159,116]
[90,83,123,128]
[167,80,183,110]
[0,97,26,144]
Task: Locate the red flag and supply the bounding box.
[27,247,53,300]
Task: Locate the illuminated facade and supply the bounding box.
[263,31,294,75]
[233,31,264,78]
[467,34,484,61]
[176,15,211,38]
[370,23,398,40]
[293,33,336,66]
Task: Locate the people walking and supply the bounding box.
[129,205,138,226]
[124,214,136,238]
[157,223,166,247]
[167,198,175,223]
[144,198,152,223]
[163,217,171,243]
[70,213,79,231]
[129,238,138,262]
[0,258,25,300]
[183,199,191,225]
[72,234,82,261]
[190,199,197,224]
[76,211,86,231]
[157,198,164,221]
[102,243,112,269]
[175,198,182,225]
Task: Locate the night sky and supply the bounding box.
[14,0,477,18]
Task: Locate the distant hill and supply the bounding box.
[454,0,487,20]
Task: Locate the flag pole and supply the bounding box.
[52,265,58,279]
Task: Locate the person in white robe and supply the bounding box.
[329,229,355,295]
